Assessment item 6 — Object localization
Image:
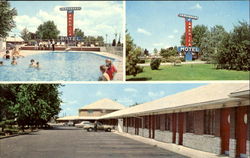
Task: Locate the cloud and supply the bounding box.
[124,88,138,93]
[191,3,202,10]
[168,35,174,39]
[12,1,123,40]
[173,29,178,33]
[117,97,134,106]
[148,91,165,98]
[137,28,152,36]
[153,43,164,47]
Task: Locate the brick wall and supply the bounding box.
[183,133,221,154]
[128,127,135,135]
[229,139,236,157]
[154,130,172,143]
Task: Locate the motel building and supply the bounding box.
[57,98,125,125]
[99,83,250,158]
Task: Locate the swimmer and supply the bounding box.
[11,57,17,65]
[0,61,3,66]
[3,49,11,59]
[29,59,36,67]
[36,62,40,69]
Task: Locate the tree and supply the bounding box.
[144,49,149,56]
[200,25,228,61]
[153,48,158,55]
[74,28,84,39]
[181,25,208,47]
[215,21,250,71]
[126,31,143,76]
[96,36,104,46]
[0,84,62,131]
[20,28,31,42]
[112,39,116,46]
[160,47,178,59]
[36,21,60,40]
[0,1,17,38]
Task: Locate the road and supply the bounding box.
[0,127,188,158]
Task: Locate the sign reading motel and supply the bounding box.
[177,46,200,52]
[59,7,82,11]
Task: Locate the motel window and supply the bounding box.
[156,115,160,130]
[186,112,194,133]
[165,114,171,131]
[204,109,216,135]
[159,114,166,131]
[144,116,149,129]
[88,110,93,114]
[123,118,126,126]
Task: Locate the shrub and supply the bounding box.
[150,58,161,70]
[138,59,146,63]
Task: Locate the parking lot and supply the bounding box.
[0,127,188,158]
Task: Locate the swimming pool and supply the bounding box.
[0,52,116,81]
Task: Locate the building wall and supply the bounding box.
[154,130,172,143]
[128,127,135,135]
[229,139,236,158]
[183,133,221,154]
[138,128,149,138]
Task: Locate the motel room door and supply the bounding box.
[178,113,184,145]
[236,106,248,158]
[172,113,177,143]
[221,108,231,155]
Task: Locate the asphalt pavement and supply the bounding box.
[0,127,188,158]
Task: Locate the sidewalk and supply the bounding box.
[113,131,229,158]
[138,61,206,66]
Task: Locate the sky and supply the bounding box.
[9,1,124,43]
[126,1,249,52]
[59,83,206,117]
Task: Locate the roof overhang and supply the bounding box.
[100,97,246,119]
[229,90,250,98]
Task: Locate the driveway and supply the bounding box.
[0,127,188,158]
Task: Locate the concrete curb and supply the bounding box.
[113,131,229,158]
[0,130,39,140]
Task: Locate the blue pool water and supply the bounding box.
[0,52,115,81]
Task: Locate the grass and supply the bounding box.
[126,64,250,81]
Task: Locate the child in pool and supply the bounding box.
[3,50,11,59]
[36,62,40,69]
[0,61,3,66]
[11,57,17,65]
[29,59,36,67]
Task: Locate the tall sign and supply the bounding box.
[60,7,81,37]
[178,13,199,61]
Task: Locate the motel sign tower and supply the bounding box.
[178,13,199,61]
[60,7,82,37]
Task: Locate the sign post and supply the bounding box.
[177,13,199,61]
[60,7,81,37]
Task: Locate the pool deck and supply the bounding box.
[0,50,123,81]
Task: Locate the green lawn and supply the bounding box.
[126,64,250,81]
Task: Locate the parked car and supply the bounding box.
[75,121,90,128]
[84,122,114,132]
[67,121,74,126]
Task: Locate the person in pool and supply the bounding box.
[11,57,17,65]
[36,62,40,69]
[29,59,36,67]
[98,65,110,81]
[0,61,3,66]
[3,49,11,59]
[105,59,117,80]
